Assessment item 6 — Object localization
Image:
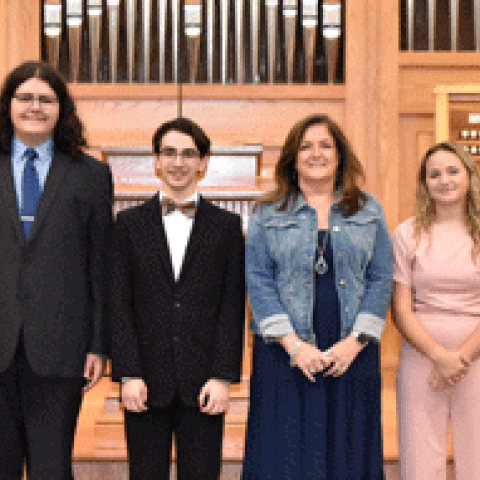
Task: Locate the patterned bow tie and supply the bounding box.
[162,197,197,218]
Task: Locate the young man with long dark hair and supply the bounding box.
[0,61,112,479]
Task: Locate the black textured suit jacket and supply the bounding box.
[109,194,246,407]
[0,152,113,377]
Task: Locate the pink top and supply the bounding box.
[392,217,480,316]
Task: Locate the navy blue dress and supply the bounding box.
[242,231,384,480]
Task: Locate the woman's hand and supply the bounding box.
[427,367,453,392]
[431,349,470,388]
[323,335,365,377]
[293,342,333,382]
[279,335,332,382]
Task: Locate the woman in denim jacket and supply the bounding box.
[242,114,393,480]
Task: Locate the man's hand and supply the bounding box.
[83,353,105,393]
[198,378,230,415]
[121,379,148,412]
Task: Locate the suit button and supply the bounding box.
[174,302,181,308]
[173,336,180,343]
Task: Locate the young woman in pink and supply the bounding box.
[392,141,480,480]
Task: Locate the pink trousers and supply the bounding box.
[397,313,480,480]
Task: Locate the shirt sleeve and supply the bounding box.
[246,208,296,339]
[392,219,415,287]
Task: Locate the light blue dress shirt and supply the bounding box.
[11,137,54,209]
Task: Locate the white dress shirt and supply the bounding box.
[159,191,199,282]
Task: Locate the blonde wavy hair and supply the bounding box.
[415,141,480,260]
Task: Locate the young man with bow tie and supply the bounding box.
[109,117,245,480]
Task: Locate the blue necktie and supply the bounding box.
[21,148,40,238]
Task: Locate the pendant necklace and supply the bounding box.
[314,232,329,275]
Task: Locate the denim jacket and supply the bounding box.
[246,192,393,345]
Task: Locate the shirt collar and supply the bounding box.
[159,191,200,205]
[13,137,53,164]
[290,188,344,214]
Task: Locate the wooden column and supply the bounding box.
[0,0,8,83]
[377,0,401,367]
[345,0,369,176]
[1,0,42,83]
[345,0,401,368]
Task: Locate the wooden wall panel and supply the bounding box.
[400,68,480,114]
[77,99,346,148]
[353,0,401,368]
[3,0,41,80]
[0,0,8,83]
[417,130,435,164]
[345,0,369,168]
[381,116,435,369]
[398,115,435,224]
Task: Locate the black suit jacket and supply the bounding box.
[109,195,246,407]
[0,151,113,377]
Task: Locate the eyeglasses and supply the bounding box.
[13,93,59,107]
[158,147,201,161]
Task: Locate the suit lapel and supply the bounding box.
[144,194,176,284]
[27,152,73,243]
[178,196,213,284]
[0,154,25,246]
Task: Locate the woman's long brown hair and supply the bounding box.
[257,114,366,216]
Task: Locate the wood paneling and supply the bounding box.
[69,83,346,100]
[379,0,401,367]
[400,51,480,66]
[344,0,402,367]
[76,99,346,147]
[400,55,480,114]
[399,115,435,223]
[377,0,400,223]
[435,93,449,142]
[4,0,41,77]
[345,0,369,167]
[0,0,8,83]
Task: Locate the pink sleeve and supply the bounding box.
[392,220,415,287]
